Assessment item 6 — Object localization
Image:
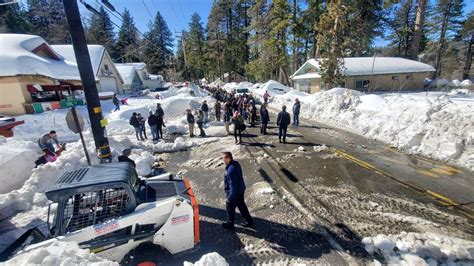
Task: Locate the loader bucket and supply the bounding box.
[0,227,46,261]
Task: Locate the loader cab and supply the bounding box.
[45,163,139,237]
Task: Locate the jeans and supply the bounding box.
[204,112,208,123]
[234,126,242,143]
[188,123,195,137]
[226,193,253,225]
[150,125,158,140]
[293,113,299,126]
[134,127,143,140]
[198,122,206,137]
[39,142,55,153]
[114,104,120,111]
[279,126,288,142]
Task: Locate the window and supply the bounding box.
[392,75,399,80]
[355,80,370,91]
[406,74,413,80]
[104,64,109,70]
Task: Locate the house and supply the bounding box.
[292,57,436,94]
[115,62,165,90]
[51,44,123,94]
[220,72,247,83]
[0,34,85,115]
[115,64,143,92]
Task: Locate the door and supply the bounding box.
[99,77,118,93]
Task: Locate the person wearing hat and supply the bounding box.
[201,100,209,123]
[118,149,136,168]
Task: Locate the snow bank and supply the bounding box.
[254,80,291,97]
[5,240,117,266]
[362,232,474,265]
[184,252,228,266]
[270,88,474,170]
[461,79,473,87]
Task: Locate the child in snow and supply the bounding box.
[35,148,57,168]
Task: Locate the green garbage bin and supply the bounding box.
[32,103,44,113]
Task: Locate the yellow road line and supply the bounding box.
[333,148,474,219]
[431,167,454,176]
[417,169,440,178]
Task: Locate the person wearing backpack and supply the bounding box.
[129,112,143,141]
[231,111,245,145]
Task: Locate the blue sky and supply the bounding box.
[82,0,474,48]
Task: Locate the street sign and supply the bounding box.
[66,108,85,134]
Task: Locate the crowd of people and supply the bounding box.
[129,103,166,142]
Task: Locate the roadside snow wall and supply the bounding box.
[270,88,474,170]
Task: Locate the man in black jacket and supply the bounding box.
[276,105,291,143]
[201,100,209,122]
[260,104,270,135]
[118,149,136,168]
[221,152,254,229]
[129,112,143,141]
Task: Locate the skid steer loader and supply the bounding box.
[4,162,200,263]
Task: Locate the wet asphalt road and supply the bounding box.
[130,110,474,265]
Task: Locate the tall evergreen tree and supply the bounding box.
[267,0,291,85]
[0,3,30,34]
[115,9,140,63]
[410,0,427,59]
[186,13,206,81]
[86,6,115,57]
[459,12,474,79]
[385,0,417,57]
[27,0,70,44]
[349,0,384,56]
[430,0,464,78]
[205,0,226,80]
[316,0,351,87]
[142,11,174,76]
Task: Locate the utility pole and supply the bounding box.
[62,0,112,162]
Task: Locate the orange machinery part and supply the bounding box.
[183,178,200,245]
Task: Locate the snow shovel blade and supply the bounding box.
[0,227,46,261]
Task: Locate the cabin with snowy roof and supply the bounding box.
[115,64,143,92]
[0,34,123,115]
[292,57,436,94]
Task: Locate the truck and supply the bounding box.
[6,162,199,264]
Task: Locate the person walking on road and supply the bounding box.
[260,104,270,135]
[221,151,254,229]
[148,111,159,141]
[197,110,206,137]
[186,109,195,138]
[263,90,270,104]
[232,111,245,144]
[137,113,147,140]
[249,101,257,128]
[277,105,291,143]
[292,98,301,127]
[38,130,60,153]
[201,100,209,123]
[130,112,144,141]
[112,94,120,111]
[214,101,221,121]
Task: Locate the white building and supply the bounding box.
[292,57,435,94]
[115,63,165,90]
[51,45,123,94]
[115,64,143,92]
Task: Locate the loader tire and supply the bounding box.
[121,242,169,266]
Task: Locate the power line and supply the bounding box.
[141,0,154,20]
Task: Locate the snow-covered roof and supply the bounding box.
[51,45,105,77]
[0,34,81,80]
[292,72,321,80]
[115,65,139,85]
[293,57,435,78]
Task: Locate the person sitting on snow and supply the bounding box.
[35,148,57,168]
[38,130,59,153]
[118,148,136,168]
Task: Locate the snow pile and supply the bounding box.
[5,240,118,266]
[461,79,473,88]
[362,232,474,265]
[253,80,291,97]
[184,252,228,266]
[271,88,474,170]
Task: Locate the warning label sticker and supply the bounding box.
[94,221,120,236]
[171,214,190,226]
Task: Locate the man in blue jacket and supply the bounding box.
[221,152,254,229]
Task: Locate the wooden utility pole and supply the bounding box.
[176,30,189,81]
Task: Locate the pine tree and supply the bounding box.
[386,0,417,57]
[267,0,291,85]
[459,12,474,79]
[115,9,140,62]
[27,0,70,44]
[301,0,323,59]
[86,6,115,56]
[316,0,351,87]
[410,0,427,59]
[349,0,383,56]
[142,11,174,76]
[186,13,206,81]
[431,0,464,78]
[0,3,30,34]
[204,0,226,80]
